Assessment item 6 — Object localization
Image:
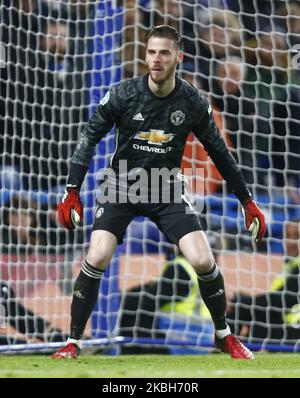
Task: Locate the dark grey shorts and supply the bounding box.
[92,199,202,245]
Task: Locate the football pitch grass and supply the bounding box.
[0,353,300,378]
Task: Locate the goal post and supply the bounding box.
[1,0,300,354]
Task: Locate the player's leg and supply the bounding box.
[178,231,230,333]
[69,229,117,342]
[179,230,254,360]
[149,202,228,333]
[53,202,134,359]
[52,229,117,359]
[151,202,253,360]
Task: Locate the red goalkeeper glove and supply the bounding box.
[57,187,83,230]
[242,198,266,242]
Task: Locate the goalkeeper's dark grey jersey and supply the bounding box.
[71,74,250,200]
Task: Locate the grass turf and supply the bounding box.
[0,353,300,378]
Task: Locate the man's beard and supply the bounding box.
[149,62,177,84]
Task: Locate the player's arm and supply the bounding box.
[57,89,119,230]
[193,100,266,242]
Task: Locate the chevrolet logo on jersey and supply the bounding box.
[134,129,174,146]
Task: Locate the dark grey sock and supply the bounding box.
[197,264,227,331]
[70,260,104,340]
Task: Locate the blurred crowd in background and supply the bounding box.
[1,0,300,349]
[1,0,300,258]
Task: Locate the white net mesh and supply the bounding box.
[1,0,300,353]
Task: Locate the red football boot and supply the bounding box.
[215,334,254,360]
[51,343,80,359]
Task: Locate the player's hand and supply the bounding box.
[241,198,266,242]
[57,187,83,230]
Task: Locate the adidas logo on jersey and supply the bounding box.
[133,113,144,121]
[208,289,224,299]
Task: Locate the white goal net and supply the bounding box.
[1,0,300,354]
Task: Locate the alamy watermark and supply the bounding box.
[291,44,300,68]
[94,160,205,214]
[0,43,6,68]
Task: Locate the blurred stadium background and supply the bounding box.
[1,0,300,355]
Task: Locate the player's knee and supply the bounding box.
[85,252,107,269]
[190,254,214,274]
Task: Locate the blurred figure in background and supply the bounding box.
[30,19,88,190]
[143,0,180,31]
[228,0,276,41]
[1,194,43,256]
[211,57,255,186]
[1,3,89,191]
[0,0,47,189]
[0,193,72,345]
[227,219,300,344]
[269,1,300,47]
[194,8,242,93]
[0,193,77,296]
[243,24,300,199]
[0,281,67,345]
[180,62,234,196]
[118,248,213,354]
[119,0,148,79]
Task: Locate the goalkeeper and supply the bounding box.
[52,25,265,360]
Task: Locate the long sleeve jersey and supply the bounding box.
[68,74,251,202]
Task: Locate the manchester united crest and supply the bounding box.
[95,206,104,218]
[170,110,185,126]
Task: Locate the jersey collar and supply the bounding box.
[143,74,181,100]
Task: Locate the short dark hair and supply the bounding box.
[145,25,182,50]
